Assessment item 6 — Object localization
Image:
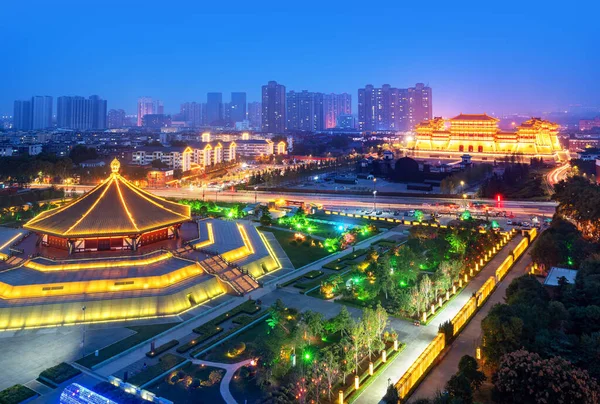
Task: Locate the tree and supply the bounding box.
[69,145,98,165]
[321,348,339,400]
[493,350,599,404]
[302,311,324,343]
[457,355,486,391]
[374,256,395,299]
[481,304,524,367]
[333,306,353,337]
[349,321,365,373]
[259,206,273,226]
[383,384,400,404]
[446,373,473,404]
[151,159,168,169]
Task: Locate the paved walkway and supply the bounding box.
[409,247,534,401]
[353,235,525,404]
[90,228,400,384]
[190,358,253,404]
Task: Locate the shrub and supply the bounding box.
[39,362,81,385]
[128,353,185,386]
[0,385,37,404]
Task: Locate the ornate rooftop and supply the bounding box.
[24,158,191,238]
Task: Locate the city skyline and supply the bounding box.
[2,1,599,117]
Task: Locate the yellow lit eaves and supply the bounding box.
[258,230,281,272]
[121,178,190,219]
[194,222,215,249]
[115,178,139,231]
[64,177,115,235]
[26,181,106,226]
[0,232,23,259]
[237,224,254,255]
[25,251,173,272]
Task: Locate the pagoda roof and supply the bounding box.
[449,113,500,122]
[24,159,190,238]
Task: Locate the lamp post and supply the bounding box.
[254,186,258,204]
[81,306,86,358]
[373,190,377,212]
[202,184,206,202]
[460,180,465,194]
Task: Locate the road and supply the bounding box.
[31,183,557,218]
[546,163,570,187]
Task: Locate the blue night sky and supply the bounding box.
[1,0,599,117]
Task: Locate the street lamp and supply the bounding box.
[254,186,258,204]
[460,180,465,194]
[81,306,86,358]
[373,190,377,212]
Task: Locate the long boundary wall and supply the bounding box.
[394,228,537,401]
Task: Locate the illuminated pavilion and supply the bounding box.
[410,114,566,159]
[0,159,284,330]
[25,158,191,254]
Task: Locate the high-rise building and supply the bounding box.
[323,93,352,129]
[286,90,324,132]
[248,102,261,129]
[137,97,154,127]
[56,95,107,130]
[230,92,247,124]
[108,109,126,129]
[180,102,203,127]
[206,92,223,125]
[13,100,32,130]
[153,100,164,115]
[142,114,171,128]
[31,96,53,129]
[337,114,356,130]
[408,83,432,128]
[261,81,286,133]
[358,84,428,131]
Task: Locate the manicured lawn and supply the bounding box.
[0,384,38,404]
[260,227,332,268]
[148,363,225,404]
[76,322,179,368]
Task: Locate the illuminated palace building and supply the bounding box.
[411,113,566,160]
[0,159,282,330]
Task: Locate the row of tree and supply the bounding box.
[256,301,394,403]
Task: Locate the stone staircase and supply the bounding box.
[199,255,259,295]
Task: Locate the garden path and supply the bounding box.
[190,358,253,404]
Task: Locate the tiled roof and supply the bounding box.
[450,113,499,122]
[24,162,190,238]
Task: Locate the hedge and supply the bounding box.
[146,339,179,358]
[178,300,262,354]
[0,384,38,404]
[39,362,81,386]
[127,353,185,386]
[303,270,324,279]
[322,261,348,271]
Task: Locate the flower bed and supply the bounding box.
[128,353,186,387]
[146,339,179,358]
[39,362,81,386]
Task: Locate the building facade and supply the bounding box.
[13,100,32,130]
[57,95,107,130]
[180,102,204,127]
[206,92,223,125]
[107,109,126,129]
[286,90,324,132]
[580,117,600,131]
[31,96,53,129]
[137,97,154,127]
[230,92,247,124]
[323,93,352,129]
[412,113,562,156]
[261,81,286,133]
[248,101,262,129]
[358,83,431,131]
